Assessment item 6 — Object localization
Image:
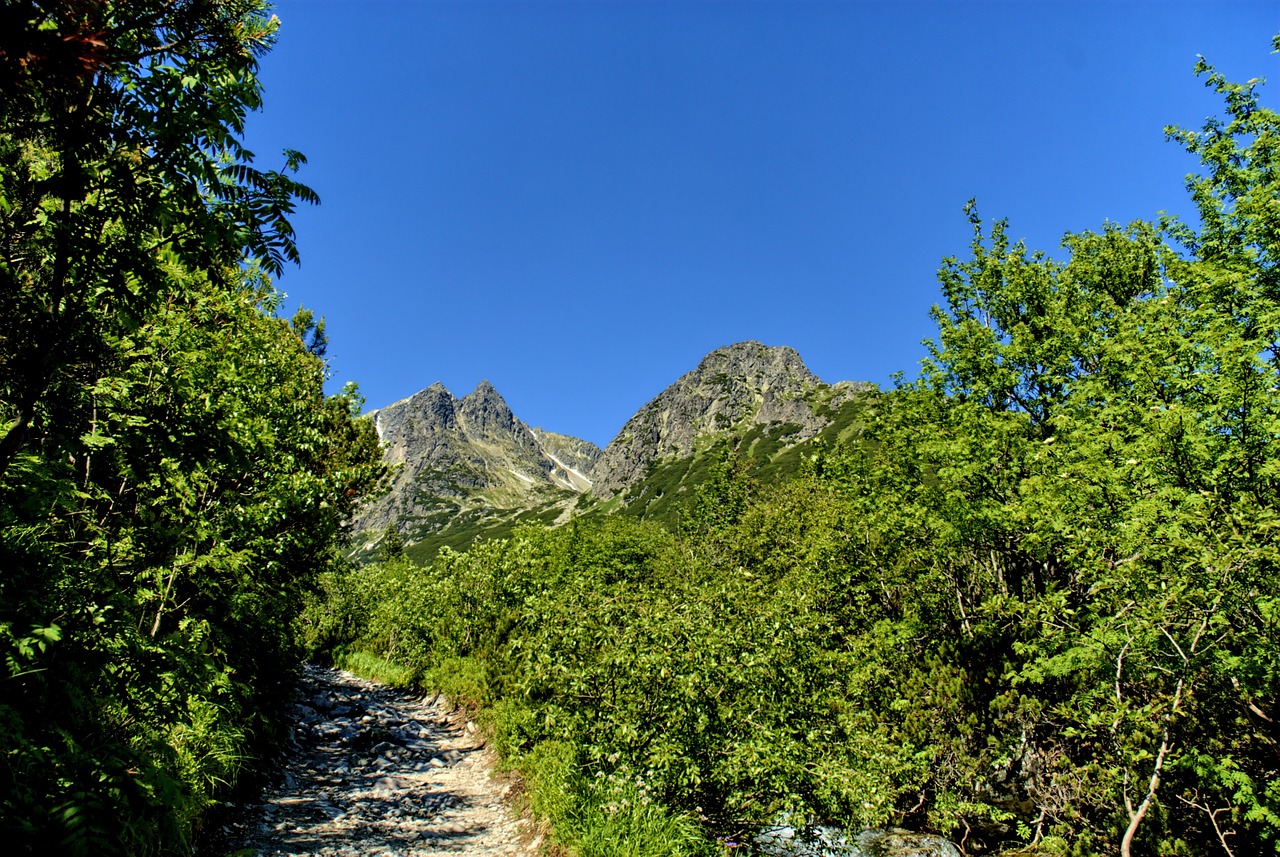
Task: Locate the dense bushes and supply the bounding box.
[0,2,385,851]
[0,274,383,852]
[304,475,995,850]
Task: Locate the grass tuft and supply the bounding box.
[332,649,414,687]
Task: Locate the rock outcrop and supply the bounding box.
[755,824,962,857]
[352,381,600,541]
[590,341,869,498]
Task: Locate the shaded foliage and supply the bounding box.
[0,1,385,851]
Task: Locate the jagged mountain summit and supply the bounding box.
[351,380,600,557]
[354,342,874,562]
[590,341,869,499]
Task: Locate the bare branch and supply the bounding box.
[1177,791,1236,857]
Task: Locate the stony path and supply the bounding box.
[217,664,537,856]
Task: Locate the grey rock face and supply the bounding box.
[455,380,522,441]
[353,381,601,539]
[754,824,963,857]
[534,429,600,477]
[590,341,845,498]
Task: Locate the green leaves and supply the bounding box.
[1,621,62,681]
[347,34,1280,855]
[0,3,384,850]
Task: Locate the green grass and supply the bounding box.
[567,776,713,857]
[422,656,488,709]
[506,737,715,857]
[333,649,415,687]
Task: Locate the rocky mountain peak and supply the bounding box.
[692,341,814,383]
[352,343,870,561]
[370,383,457,465]
[456,380,520,440]
[353,379,601,549]
[463,378,501,404]
[589,341,834,498]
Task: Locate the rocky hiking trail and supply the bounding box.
[215,664,537,857]
[212,665,964,857]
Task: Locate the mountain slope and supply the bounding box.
[591,341,872,500]
[351,380,600,561]
[351,342,875,561]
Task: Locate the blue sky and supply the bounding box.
[246,1,1279,448]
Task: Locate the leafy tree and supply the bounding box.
[0,0,316,480]
[376,521,407,562]
[894,43,1280,854]
[0,2,386,851]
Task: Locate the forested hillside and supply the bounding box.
[0,2,385,852]
[311,40,1280,856]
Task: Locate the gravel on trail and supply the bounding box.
[215,664,539,857]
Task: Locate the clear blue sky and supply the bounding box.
[245,1,1279,448]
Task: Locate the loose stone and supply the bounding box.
[210,664,531,856]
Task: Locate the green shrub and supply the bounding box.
[520,740,578,826]
[569,774,712,857]
[423,657,489,709]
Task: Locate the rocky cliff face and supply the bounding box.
[589,341,866,498]
[532,429,599,492]
[352,380,601,541]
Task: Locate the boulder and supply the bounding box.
[754,825,962,857]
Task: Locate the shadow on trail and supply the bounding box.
[211,665,530,856]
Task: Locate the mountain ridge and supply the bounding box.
[353,342,875,561]
[590,341,871,498]
[352,380,601,555]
